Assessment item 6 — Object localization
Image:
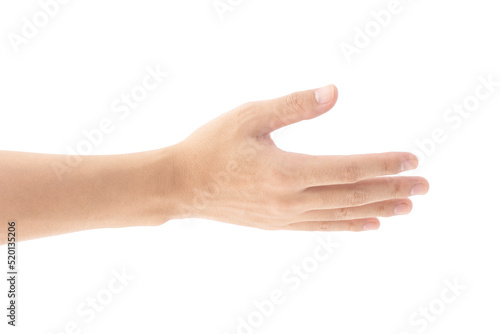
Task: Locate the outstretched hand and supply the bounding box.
[170,85,429,231]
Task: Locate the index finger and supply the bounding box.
[284,152,419,188]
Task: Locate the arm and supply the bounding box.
[0,84,429,244]
[0,147,179,243]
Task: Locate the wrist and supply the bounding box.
[100,146,182,228]
[146,144,186,224]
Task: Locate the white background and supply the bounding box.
[1,0,499,333]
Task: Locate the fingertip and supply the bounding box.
[394,201,412,215]
[314,84,338,107]
[257,84,340,134]
[411,180,430,196]
[362,219,380,231]
[401,153,419,172]
[408,152,419,166]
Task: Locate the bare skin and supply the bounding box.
[0,85,429,244]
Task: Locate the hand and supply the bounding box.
[169,85,429,231]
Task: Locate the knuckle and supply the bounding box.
[284,92,306,113]
[376,203,388,217]
[340,162,362,183]
[234,101,256,121]
[391,179,404,197]
[333,207,349,221]
[279,92,306,125]
[383,158,391,173]
[385,153,401,173]
[234,102,259,132]
[346,189,367,206]
[340,221,362,232]
[317,221,331,231]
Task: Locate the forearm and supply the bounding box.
[0,147,179,243]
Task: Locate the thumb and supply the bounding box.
[251,84,338,134]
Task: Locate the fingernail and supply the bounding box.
[394,203,411,215]
[411,183,427,196]
[401,158,418,172]
[363,222,379,231]
[315,85,334,105]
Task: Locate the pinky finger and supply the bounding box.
[283,218,380,232]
